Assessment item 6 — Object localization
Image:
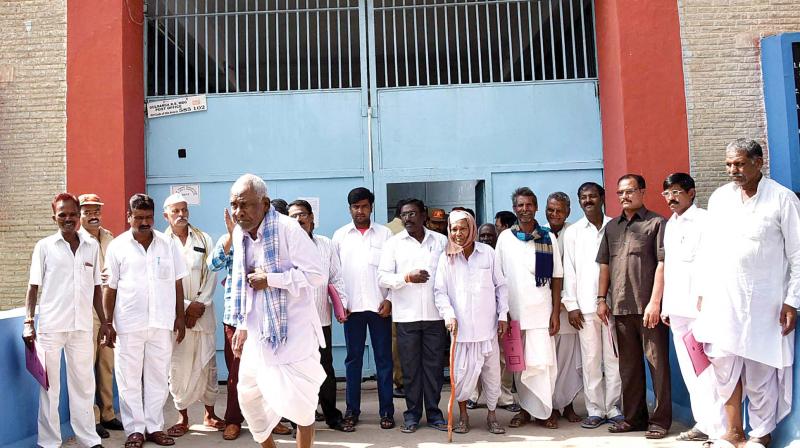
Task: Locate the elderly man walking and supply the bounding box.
[161,193,224,437]
[694,139,800,448]
[228,174,327,448]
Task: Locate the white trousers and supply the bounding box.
[515,329,557,420]
[115,328,173,436]
[453,339,501,410]
[37,331,100,448]
[238,342,326,443]
[169,329,218,410]
[552,333,583,410]
[577,314,621,419]
[670,316,725,438]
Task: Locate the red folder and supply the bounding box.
[682,329,711,376]
[502,320,525,372]
[25,341,48,390]
[327,284,346,321]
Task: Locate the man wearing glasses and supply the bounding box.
[596,174,671,439]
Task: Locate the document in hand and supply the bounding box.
[327,284,346,321]
[25,340,48,390]
[502,320,525,372]
[682,329,711,376]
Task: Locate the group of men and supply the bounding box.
[23,138,798,448]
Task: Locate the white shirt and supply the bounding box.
[378,229,447,323]
[495,227,564,330]
[694,177,800,369]
[562,215,612,314]
[168,227,217,333]
[433,242,509,342]
[312,234,348,327]
[29,232,101,333]
[105,229,189,334]
[662,204,706,319]
[239,214,326,365]
[332,222,392,313]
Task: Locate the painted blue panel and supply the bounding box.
[490,169,605,220]
[375,82,602,170]
[763,33,800,192]
[146,91,366,179]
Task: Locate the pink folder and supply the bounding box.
[502,320,525,372]
[327,284,346,321]
[25,341,48,390]
[682,329,711,376]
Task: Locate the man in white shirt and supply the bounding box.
[103,194,188,448]
[545,192,583,424]
[378,198,448,433]
[562,182,621,429]
[228,174,327,448]
[23,193,105,448]
[694,139,800,447]
[332,187,395,429]
[161,193,223,437]
[288,199,354,433]
[434,210,509,435]
[495,187,563,430]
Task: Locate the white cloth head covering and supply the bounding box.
[163,192,188,209]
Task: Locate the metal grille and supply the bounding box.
[370,0,596,88]
[145,0,363,97]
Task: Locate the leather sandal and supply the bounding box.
[487,420,505,434]
[331,420,356,432]
[645,424,668,439]
[166,423,188,437]
[272,422,292,435]
[508,411,531,428]
[453,420,470,434]
[380,416,395,429]
[125,433,144,448]
[677,427,709,441]
[608,421,645,433]
[223,423,241,441]
[145,431,175,446]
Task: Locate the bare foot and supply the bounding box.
[720,430,748,448]
[537,411,559,429]
[203,410,226,430]
[562,404,582,423]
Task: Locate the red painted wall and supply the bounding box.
[66,0,144,235]
[595,0,690,218]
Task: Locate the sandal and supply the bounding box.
[453,420,470,434]
[223,423,241,440]
[608,421,645,433]
[125,433,144,448]
[581,416,605,429]
[166,423,188,438]
[508,411,531,428]
[746,435,772,448]
[145,431,175,446]
[272,422,292,435]
[380,416,395,429]
[677,427,709,441]
[487,421,506,434]
[645,424,668,439]
[332,420,356,432]
[343,414,359,427]
[539,417,559,430]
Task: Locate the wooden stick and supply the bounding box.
[447,327,457,443]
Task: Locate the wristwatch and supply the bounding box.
[595,296,607,305]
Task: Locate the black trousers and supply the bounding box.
[614,314,672,430]
[396,320,447,426]
[319,325,343,427]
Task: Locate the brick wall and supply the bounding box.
[0,1,67,310]
[677,1,800,204]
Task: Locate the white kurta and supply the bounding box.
[694,177,800,432]
[167,227,219,410]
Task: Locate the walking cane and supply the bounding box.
[447,325,457,443]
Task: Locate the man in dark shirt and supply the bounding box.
[596,174,671,439]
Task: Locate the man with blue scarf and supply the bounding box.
[227,174,326,448]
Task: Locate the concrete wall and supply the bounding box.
[677,0,800,204]
[0,1,68,310]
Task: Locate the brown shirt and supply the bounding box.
[596,207,665,316]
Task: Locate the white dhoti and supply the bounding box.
[515,329,557,420]
[670,316,725,438]
[707,351,792,438]
[169,328,218,410]
[453,338,502,409]
[37,330,100,448]
[115,328,173,436]
[552,331,583,411]
[469,337,517,407]
[238,341,326,443]
[577,314,621,419]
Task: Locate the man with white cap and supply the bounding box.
[78,193,124,438]
[228,174,326,448]
[161,193,223,437]
[434,210,509,435]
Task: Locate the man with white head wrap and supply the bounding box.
[434,210,509,434]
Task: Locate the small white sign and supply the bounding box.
[298,196,320,227]
[147,94,207,118]
[170,184,201,205]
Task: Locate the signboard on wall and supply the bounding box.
[147,95,207,118]
[170,184,201,205]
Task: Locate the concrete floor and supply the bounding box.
[86,381,695,448]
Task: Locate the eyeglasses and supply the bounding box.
[661,190,684,198]
[289,212,310,219]
[616,189,640,197]
[399,211,418,219]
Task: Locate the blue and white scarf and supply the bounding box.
[230,208,287,351]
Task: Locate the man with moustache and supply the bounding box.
[161,193,223,437]
[596,174,671,439]
[495,187,562,430]
[78,193,123,438]
[562,182,621,429]
[103,194,188,448]
[24,193,106,448]
[545,192,583,424]
[332,187,395,429]
[694,139,800,447]
[659,173,724,443]
[494,211,516,234]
